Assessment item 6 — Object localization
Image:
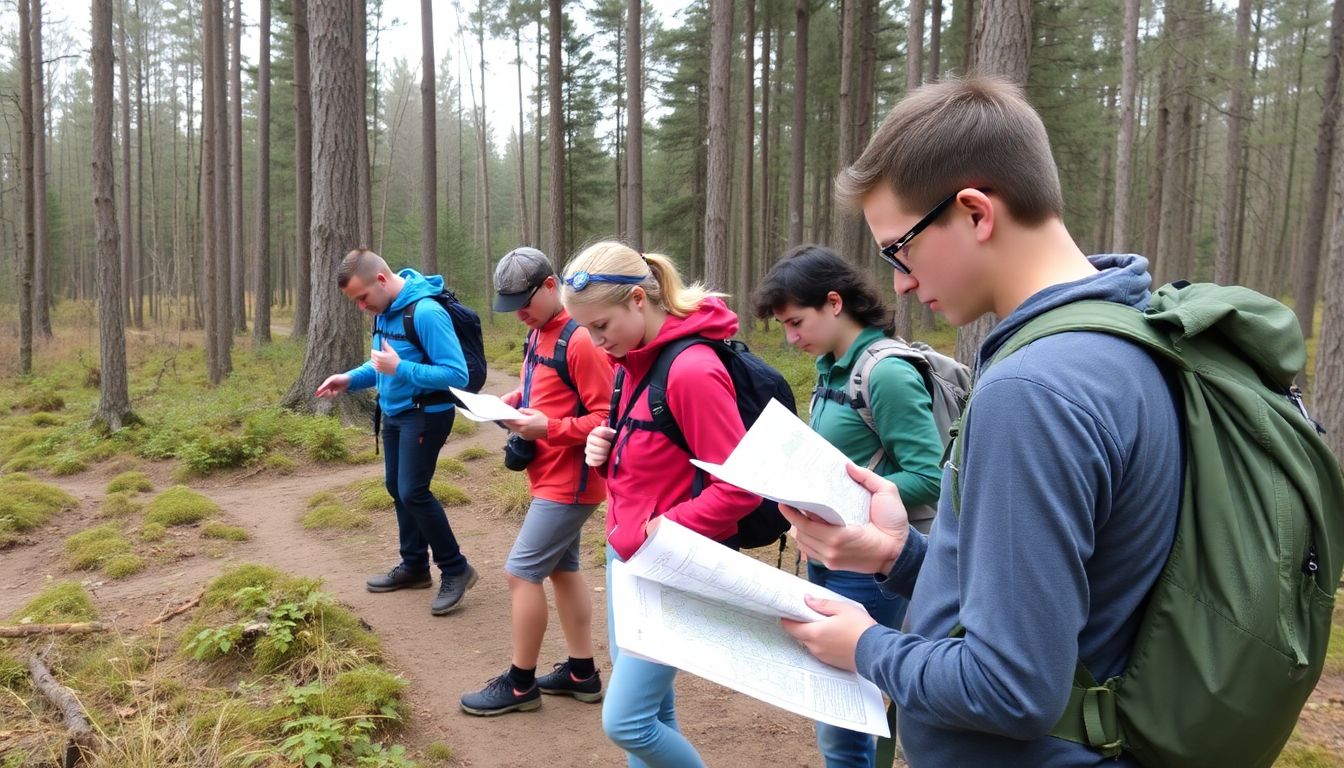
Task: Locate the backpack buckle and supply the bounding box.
[1081,684,1122,758]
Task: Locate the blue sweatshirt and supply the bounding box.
[344,269,469,417]
[854,254,1182,766]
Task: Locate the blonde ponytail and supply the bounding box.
[561,241,726,317]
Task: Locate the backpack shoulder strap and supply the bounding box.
[849,337,918,470]
[552,318,580,394]
[950,300,1175,517]
[615,336,711,456]
[401,297,431,362]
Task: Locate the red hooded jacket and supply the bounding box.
[603,297,761,559]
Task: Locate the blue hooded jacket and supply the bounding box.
[343,269,469,417]
[855,254,1182,766]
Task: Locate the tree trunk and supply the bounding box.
[18,0,34,375]
[254,0,273,346]
[477,0,493,315]
[787,0,809,247]
[202,1,221,374]
[282,0,371,420]
[118,0,133,333]
[515,26,531,246]
[737,0,755,319]
[704,0,733,291]
[211,0,233,377]
[230,0,245,333]
[133,0,144,330]
[535,15,544,251]
[1156,0,1193,285]
[956,0,1030,366]
[626,0,644,251]
[93,0,135,429]
[854,0,878,266]
[549,0,566,260]
[1111,0,1140,252]
[421,0,438,273]
[1295,0,1344,338]
[759,7,771,265]
[31,0,51,339]
[293,0,313,337]
[1093,87,1115,252]
[357,0,372,248]
[1215,0,1254,285]
[907,0,924,89]
[833,0,857,252]
[930,0,942,80]
[1316,104,1344,451]
[962,0,975,73]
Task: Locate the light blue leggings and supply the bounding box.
[603,545,707,768]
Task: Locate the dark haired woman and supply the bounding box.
[754,244,943,768]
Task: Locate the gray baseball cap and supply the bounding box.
[492,247,555,312]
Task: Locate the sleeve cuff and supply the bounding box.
[874,526,927,599]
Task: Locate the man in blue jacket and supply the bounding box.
[317,248,477,616]
[780,78,1183,766]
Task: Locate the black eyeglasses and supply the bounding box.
[879,187,991,275]
[522,283,542,308]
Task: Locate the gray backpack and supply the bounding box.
[811,337,972,526]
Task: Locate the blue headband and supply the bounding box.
[563,271,651,292]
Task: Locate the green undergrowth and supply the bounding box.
[303,473,473,531]
[0,472,79,546]
[1,567,425,767]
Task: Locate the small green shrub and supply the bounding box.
[456,445,490,462]
[202,522,250,541]
[178,434,265,476]
[263,453,297,474]
[139,522,167,542]
[145,486,218,526]
[17,390,64,413]
[100,492,143,518]
[65,524,132,570]
[107,471,154,494]
[0,473,78,535]
[104,553,146,579]
[10,581,96,623]
[431,480,470,507]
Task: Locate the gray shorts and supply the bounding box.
[505,498,599,583]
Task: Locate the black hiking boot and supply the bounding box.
[460,672,542,716]
[430,565,478,615]
[536,660,603,703]
[365,564,432,593]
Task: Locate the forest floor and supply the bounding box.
[0,309,1339,766]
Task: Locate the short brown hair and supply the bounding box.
[337,247,386,288]
[835,76,1063,225]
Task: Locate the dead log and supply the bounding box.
[143,589,204,628]
[27,655,97,767]
[0,622,108,638]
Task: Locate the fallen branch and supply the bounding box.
[143,589,204,628]
[27,655,97,768]
[0,622,108,638]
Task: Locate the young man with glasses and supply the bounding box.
[780,77,1182,766]
[460,247,614,716]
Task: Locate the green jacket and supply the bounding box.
[810,326,943,509]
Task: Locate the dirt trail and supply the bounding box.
[0,374,818,767]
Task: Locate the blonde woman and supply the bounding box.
[562,241,759,768]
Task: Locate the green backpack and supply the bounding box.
[944,282,1344,767]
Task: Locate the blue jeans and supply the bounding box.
[382,408,467,576]
[808,562,907,768]
[603,546,707,768]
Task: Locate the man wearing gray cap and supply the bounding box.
[461,247,614,716]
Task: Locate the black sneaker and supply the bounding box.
[536,661,603,703]
[460,673,542,716]
[431,565,479,615]
[366,564,432,593]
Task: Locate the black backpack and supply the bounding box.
[401,290,488,397]
[610,337,796,552]
[523,318,583,409]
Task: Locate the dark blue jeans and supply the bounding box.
[382,408,467,576]
[808,561,907,768]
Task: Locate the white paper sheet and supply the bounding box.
[612,525,889,736]
[448,387,525,422]
[691,399,871,526]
